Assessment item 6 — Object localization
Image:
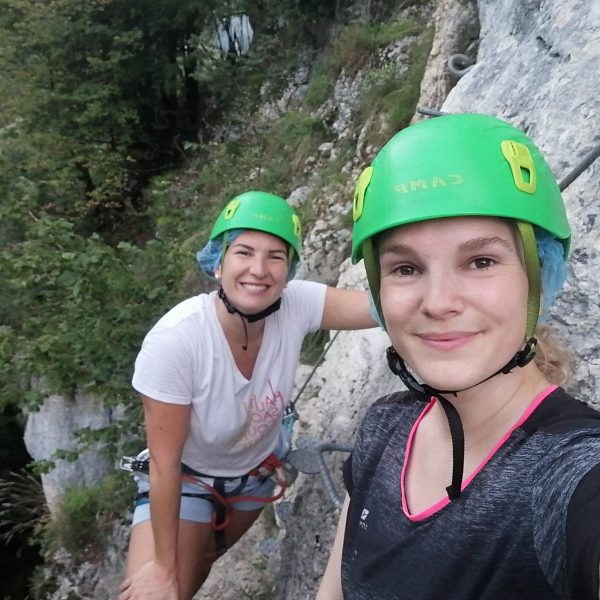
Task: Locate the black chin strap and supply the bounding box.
[386,339,537,501]
[217,286,281,351]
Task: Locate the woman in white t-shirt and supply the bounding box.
[119,191,375,600]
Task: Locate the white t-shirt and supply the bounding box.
[132,280,327,477]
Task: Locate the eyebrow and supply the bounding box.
[380,236,514,256]
[459,236,514,251]
[231,242,287,255]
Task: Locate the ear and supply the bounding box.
[215,264,222,280]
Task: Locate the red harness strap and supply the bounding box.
[182,453,288,533]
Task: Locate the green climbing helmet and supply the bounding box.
[352,113,571,337]
[210,191,302,259]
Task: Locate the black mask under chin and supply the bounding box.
[217,286,282,351]
[386,339,537,502]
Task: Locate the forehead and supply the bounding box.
[378,216,518,250]
[230,229,287,251]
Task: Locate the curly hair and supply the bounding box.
[534,324,572,385]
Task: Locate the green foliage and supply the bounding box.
[355,23,434,148]
[300,329,330,365]
[0,470,49,546]
[304,18,423,112]
[334,19,422,75]
[260,110,328,191]
[305,68,336,109]
[41,472,135,558]
[0,208,186,416]
[0,0,220,235]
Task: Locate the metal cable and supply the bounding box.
[559,143,600,191]
[290,329,341,411]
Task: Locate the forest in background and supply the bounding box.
[0,0,431,596]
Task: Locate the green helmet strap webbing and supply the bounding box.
[516,220,541,340]
[362,237,385,327]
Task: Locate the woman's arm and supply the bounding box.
[320,288,377,331]
[120,396,191,600]
[316,494,350,600]
[145,396,191,572]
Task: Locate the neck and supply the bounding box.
[215,294,265,346]
[432,364,550,446]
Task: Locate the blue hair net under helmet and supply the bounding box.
[196,229,299,282]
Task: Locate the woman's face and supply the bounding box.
[378,217,529,391]
[216,230,289,314]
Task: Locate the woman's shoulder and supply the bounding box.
[151,292,215,331]
[357,391,422,438]
[368,390,424,414]
[283,279,326,298]
[278,280,327,326]
[525,389,600,495]
[523,387,600,437]
[139,293,217,355]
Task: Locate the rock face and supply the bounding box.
[23,391,113,516]
[415,0,479,114]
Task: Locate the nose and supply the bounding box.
[419,268,465,319]
[248,255,268,278]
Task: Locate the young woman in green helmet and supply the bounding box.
[317,114,600,600]
[119,191,375,600]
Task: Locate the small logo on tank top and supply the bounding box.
[359,508,369,530]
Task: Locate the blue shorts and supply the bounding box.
[131,473,277,525]
[131,425,290,526]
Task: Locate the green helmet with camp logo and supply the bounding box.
[351,113,571,337]
[210,191,302,259]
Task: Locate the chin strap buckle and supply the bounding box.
[501,337,537,374]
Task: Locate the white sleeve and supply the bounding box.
[284,280,327,332]
[131,324,195,405]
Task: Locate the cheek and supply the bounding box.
[380,284,412,326]
[483,272,529,339]
[275,260,291,278]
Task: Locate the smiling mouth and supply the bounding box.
[240,283,270,293]
[418,332,479,350]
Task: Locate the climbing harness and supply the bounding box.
[121,450,292,556]
[121,324,348,551]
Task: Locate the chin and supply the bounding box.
[410,362,485,394]
[243,296,279,314]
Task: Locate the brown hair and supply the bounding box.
[533,324,572,385]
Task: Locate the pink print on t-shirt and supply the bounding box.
[237,379,285,449]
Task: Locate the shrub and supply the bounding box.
[41,472,135,558]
